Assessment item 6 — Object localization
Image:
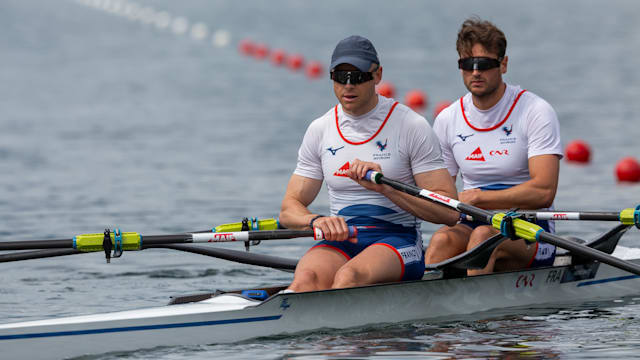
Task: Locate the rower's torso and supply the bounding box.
[434,84,562,190]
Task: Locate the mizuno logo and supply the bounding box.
[503,125,513,136]
[465,147,485,161]
[334,162,350,177]
[457,133,474,141]
[376,139,388,151]
[326,146,344,155]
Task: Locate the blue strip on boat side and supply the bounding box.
[577,275,640,287]
[0,315,282,340]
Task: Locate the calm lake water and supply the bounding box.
[2,0,640,358]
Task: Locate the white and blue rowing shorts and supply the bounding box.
[311,226,425,281]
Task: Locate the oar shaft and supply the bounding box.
[517,211,621,221]
[0,249,81,262]
[366,170,640,276]
[190,227,356,243]
[0,239,72,251]
[367,172,493,222]
[0,228,357,252]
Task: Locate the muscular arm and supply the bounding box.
[349,160,460,226]
[459,154,560,210]
[384,169,460,226]
[279,174,323,229]
[279,174,352,241]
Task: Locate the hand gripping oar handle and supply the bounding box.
[190,227,357,243]
[365,170,640,276]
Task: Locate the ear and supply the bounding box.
[501,56,508,74]
[374,65,383,85]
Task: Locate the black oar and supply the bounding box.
[153,245,297,271]
[0,249,82,263]
[365,170,640,276]
[461,208,640,227]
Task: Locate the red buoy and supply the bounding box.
[404,90,428,112]
[376,81,395,98]
[305,61,323,79]
[433,100,452,119]
[238,39,255,56]
[615,157,640,183]
[271,49,287,66]
[565,140,591,163]
[253,43,269,59]
[287,54,305,71]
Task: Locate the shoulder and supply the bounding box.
[517,88,556,116]
[392,102,432,130]
[306,106,335,133]
[432,100,460,131]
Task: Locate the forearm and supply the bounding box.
[381,186,459,226]
[471,181,556,210]
[279,197,321,230]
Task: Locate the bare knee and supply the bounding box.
[332,266,362,289]
[467,226,497,250]
[289,269,322,292]
[426,231,460,264]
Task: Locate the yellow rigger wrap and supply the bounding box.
[491,213,543,242]
[213,218,279,232]
[74,232,142,252]
[620,208,636,225]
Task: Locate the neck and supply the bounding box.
[472,82,506,110]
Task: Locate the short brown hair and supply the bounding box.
[456,17,507,59]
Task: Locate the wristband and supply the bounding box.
[309,215,325,228]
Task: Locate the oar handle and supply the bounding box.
[191,227,358,243]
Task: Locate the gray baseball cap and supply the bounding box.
[330,35,380,72]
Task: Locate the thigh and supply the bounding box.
[342,243,405,284]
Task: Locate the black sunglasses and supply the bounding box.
[330,69,376,85]
[458,57,502,71]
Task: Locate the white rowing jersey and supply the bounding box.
[432,83,563,190]
[294,95,445,229]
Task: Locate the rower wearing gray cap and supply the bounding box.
[279,35,458,292]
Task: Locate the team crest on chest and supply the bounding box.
[373,138,391,160]
[500,124,516,144]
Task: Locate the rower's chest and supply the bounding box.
[450,120,528,176]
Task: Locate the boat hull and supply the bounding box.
[1,260,639,359]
